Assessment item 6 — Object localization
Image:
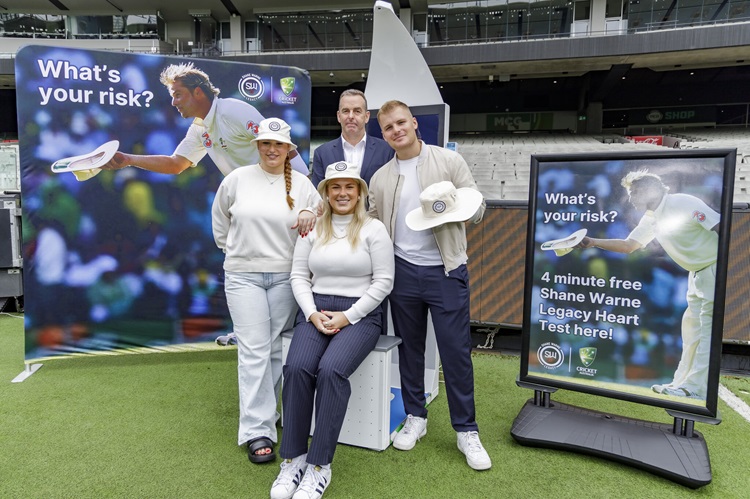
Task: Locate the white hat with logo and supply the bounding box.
[318,161,368,198]
[540,228,588,256]
[50,140,119,181]
[405,181,483,231]
[250,118,297,151]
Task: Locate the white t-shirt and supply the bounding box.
[291,214,394,324]
[174,97,308,176]
[393,157,442,266]
[628,193,719,272]
[212,164,321,272]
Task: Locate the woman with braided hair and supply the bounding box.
[212,118,321,464]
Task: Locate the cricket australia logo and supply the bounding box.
[280,77,295,96]
[579,347,597,367]
[577,347,598,376]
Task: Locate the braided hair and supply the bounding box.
[284,156,295,210]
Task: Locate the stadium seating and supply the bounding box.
[451,131,750,203]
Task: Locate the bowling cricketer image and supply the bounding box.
[575,169,719,400]
[16,45,312,360]
[99,61,309,176]
[522,150,734,417]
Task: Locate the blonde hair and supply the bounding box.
[621,169,667,194]
[315,183,369,250]
[160,62,220,99]
[377,99,412,121]
[284,157,294,210]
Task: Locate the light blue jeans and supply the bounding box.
[224,271,298,446]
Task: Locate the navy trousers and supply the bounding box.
[390,256,478,432]
[279,294,382,465]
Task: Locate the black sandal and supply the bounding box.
[247,437,276,463]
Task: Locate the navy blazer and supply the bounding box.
[311,135,394,187]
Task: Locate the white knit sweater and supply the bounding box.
[291,214,395,324]
[212,164,321,272]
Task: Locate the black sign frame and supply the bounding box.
[520,149,736,418]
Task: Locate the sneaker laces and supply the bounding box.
[297,466,328,497]
[401,415,422,436]
[275,458,303,486]
[462,431,484,453]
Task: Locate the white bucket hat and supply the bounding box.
[318,161,368,198]
[540,228,588,256]
[50,140,119,181]
[405,181,483,231]
[250,118,297,151]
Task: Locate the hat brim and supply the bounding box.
[51,140,119,174]
[540,228,587,256]
[250,134,297,151]
[405,187,484,231]
[318,177,369,200]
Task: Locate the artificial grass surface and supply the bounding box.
[1,314,748,498]
[721,375,750,406]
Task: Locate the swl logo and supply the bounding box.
[238,74,264,101]
[537,342,564,370]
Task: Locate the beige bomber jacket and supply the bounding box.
[367,141,486,273]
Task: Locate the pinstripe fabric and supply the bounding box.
[390,257,478,432]
[280,294,383,465]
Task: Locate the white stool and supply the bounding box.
[281,332,402,451]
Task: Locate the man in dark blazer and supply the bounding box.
[311,89,394,187]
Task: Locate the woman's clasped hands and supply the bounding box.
[310,310,350,335]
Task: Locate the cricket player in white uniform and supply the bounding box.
[578,169,719,399]
[102,62,308,176]
[101,63,309,347]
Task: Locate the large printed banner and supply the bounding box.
[16,46,311,361]
[520,150,735,418]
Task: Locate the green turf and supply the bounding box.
[721,375,750,407]
[1,314,749,498]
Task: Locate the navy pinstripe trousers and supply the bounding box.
[390,257,478,432]
[279,293,383,465]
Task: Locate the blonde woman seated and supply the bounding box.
[271,162,394,499]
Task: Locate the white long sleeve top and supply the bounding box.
[291,214,395,324]
[212,164,321,272]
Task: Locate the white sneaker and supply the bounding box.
[393,415,427,451]
[292,465,331,499]
[271,456,308,499]
[457,431,492,470]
